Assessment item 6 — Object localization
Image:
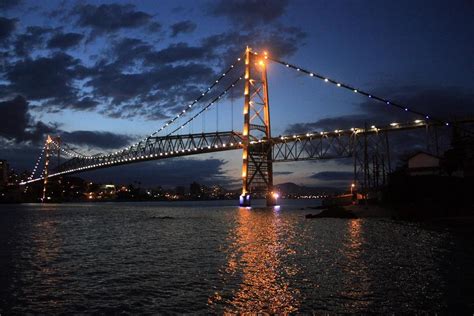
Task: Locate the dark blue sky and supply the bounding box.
[1,0,473,188]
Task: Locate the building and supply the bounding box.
[407,152,441,176]
[0,160,9,187]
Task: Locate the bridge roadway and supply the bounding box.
[20,119,473,185]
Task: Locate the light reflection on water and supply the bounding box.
[0,201,472,314]
[338,219,372,311]
[210,207,299,313]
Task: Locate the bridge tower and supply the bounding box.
[41,135,61,202]
[240,47,277,207]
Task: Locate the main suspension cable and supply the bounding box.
[77,54,244,159]
[27,144,46,180]
[264,53,452,128]
[166,75,244,136]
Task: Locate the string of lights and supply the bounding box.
[62,143,90,158]
[50,141,88,159]
[263,54,451,127]
[27,145,46,180]
[166,75,243,136]
[151,55,243,137]
[75,54,244,160]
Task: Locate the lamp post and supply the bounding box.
[350,183,356,204]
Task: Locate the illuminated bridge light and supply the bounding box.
[337,83,341,87]
[324,78,328,82]
[353,89,358,93]
[414,120,422,123]
[390,122,399,126]
[371,125,376,129]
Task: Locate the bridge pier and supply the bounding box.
[239,192,278,207]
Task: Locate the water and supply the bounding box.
[0,200,472,313]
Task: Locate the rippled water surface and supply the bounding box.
[0,201,473,313]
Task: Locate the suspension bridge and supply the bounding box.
[19,47,473,206]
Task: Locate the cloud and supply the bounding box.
[1,3,306,125]
[170,20,196,37]
[108,37,154,69]
[0,96,56,143]
[358,86,474,121]
[210,0,289,27]
[200,27,306,67]
[61,130,133,149]
[286,87,474,135]
[74,3,151,33]
[0,95,29,141]
[5,52,84,106]
[309,171,353,181]
[13,26,53,56]
[0,96,133,152]
[47,32,83,49]
[0,17,17,41]
[148,22,162,32]
[71,97,99,111]
[0,0,22,10]
[86,62,214,119]
[145,42,208,64]
[274,171,293,175]
[81,158,233,187]
[285,114,369,134]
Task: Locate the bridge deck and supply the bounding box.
[20,120,473,185]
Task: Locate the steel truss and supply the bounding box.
[23,132,244,184]
[270,120,474,193]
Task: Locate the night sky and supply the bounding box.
[1,0,473,189]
